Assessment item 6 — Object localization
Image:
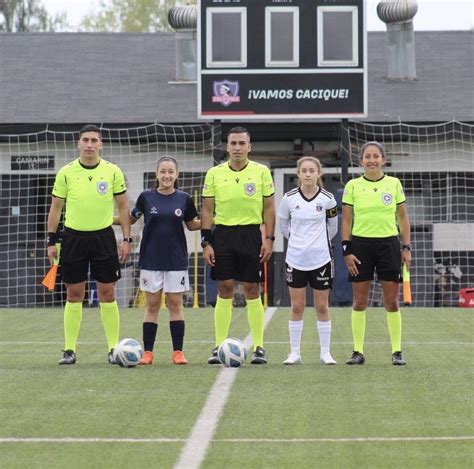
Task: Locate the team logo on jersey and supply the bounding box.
[382,193,393,205]
[316,204,323,212]
[175,208,182,217]
[244,183,256,196]
[97,181,108,194]
[150,206,158,214]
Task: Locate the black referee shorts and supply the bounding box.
[349,236,401,283]
[211,224,263,283]
[61,226,121,284]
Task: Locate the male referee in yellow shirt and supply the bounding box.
[201,126,276,364]
[47,124,131,365]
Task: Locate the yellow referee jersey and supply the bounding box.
[342,174,406,238]
[52,158,126,231]
[202,161,274,226]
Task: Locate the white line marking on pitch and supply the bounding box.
[1,340,472,346]
[1,436,472,444]
[173,307,278,469]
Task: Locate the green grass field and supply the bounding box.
[1,306,473,468]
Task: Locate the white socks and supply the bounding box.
[288,320,303,355]
[317,320,332,355]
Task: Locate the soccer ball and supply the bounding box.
[113,338,143,368]
[218,338,248,368]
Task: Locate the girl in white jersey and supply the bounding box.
[278,157,338,365]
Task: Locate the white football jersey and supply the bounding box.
[278,187,338,271]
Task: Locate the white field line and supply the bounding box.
[173,307,278,469]
[1,436,472,444]
[0,340,472,346]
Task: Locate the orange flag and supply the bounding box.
[402,263,412,306]
[42,243,61,292]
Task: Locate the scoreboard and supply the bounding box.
[197,0,367,120]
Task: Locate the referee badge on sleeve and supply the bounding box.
[97,181,109,195]
[244,183,256,197]
[382,193,393,205]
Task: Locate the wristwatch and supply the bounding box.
[266,235,276,241]
[123,237,132,243]
[402,244,411,251]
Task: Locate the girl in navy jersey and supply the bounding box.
[278,157,338,365]
[119,156,200,365]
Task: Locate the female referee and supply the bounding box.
[342,142,411,366]
[117,156,200,365]
[278,157,338,365]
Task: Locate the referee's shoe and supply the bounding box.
[208,346,221,365]
[392,351,406,366]
[250,346,267,365]
[345,351,365,365]
[58,349,76,365]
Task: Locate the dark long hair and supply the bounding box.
[156,155,179,189]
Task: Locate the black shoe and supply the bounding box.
[392,351,406,366]
[108,349,117,365]
[250,346,267,365]
[208,346,220,365]
[58,349,76,365]
[345,351,365,365]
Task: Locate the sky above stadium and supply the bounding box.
[42,0,473,32]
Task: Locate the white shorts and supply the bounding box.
[139,270,190,293]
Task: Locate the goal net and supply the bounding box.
[339,120,474,307]
[0,123,220,308]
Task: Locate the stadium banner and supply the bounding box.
[200,73,364,118]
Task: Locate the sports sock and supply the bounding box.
[317,320,332,355]
[64,301,83,351]
[246,297,264,350]
[214,296,233,346]
[143,322,158,352]
[288,320,303,355]
[351,310,366,354]
[170,320,185,351]
[99,300,120,351]
[386,310,402,353]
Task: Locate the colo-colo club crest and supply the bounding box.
[212,80,240,107]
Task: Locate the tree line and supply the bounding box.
[0,0,193,32]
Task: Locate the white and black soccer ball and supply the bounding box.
[218,338,248,368]
[113,338,143,368]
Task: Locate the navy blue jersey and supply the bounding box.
[132,189,198,271]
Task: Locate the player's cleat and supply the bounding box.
[320,352,337,365]
[250,346,267,365]
[283,352,302,365]
[108,349,117,365]
[345,351,365,365]
[58,349,76,365]
[392,351,406,366]
[139,351,154,365]
[208,346,220,365]
[172,350,188,365]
